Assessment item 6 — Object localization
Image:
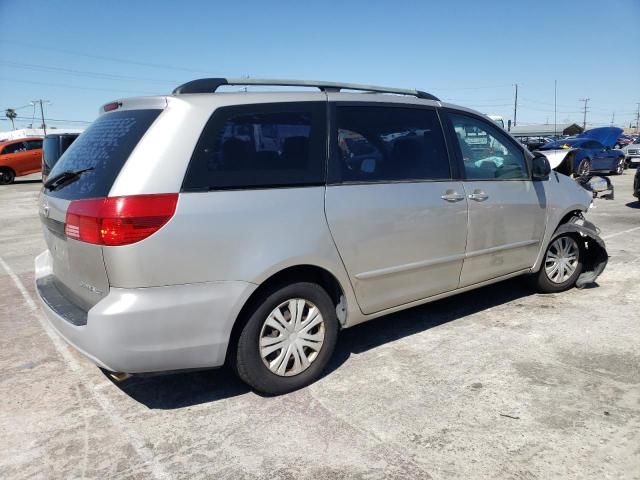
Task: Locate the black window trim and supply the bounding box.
[327,101,457,186]
[181,101,328,192]
[443,107,533,182]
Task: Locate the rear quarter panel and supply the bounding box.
[102,187,359,320]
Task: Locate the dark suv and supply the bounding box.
[42,133,80,182]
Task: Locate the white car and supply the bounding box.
[623,138,640,167]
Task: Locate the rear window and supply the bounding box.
[47,109,160,200]
[182,102,326,191]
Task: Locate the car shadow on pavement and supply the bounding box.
[13,179,42,185]
[326,276,534,371]
[110,276,536,409]
[104,366,251,409]
[625,201,640,209]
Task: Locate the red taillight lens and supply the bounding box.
[64,194,178,246]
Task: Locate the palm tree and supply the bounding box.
[5,109,17,130]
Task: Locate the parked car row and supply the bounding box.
[0,133,79,184]
[535,127,627,177]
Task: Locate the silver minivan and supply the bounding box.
[35,78,605,394]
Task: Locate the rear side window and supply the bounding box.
[329,105,451,183]
[1,142,26,155]
[183,102,326,191]
[47,109,161,200]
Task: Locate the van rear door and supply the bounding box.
[39,107,162,312]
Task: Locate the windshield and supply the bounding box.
[539,139,585,150]
[47,109,160,199]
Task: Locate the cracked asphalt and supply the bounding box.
[1,171,639,479]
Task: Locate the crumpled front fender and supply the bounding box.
[551,219,608,288]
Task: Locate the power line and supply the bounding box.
[0,60,179,85]
[0,39,214,75]
[1,116,91,124]
[0,77,160,95]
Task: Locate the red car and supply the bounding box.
[0,137,43,184]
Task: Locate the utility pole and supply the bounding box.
[611,112,615,126]
[636,103,640,134]
[31,99,50,135]
[579,98,590,130]
[513,83,518,128]
[554,80,557,137]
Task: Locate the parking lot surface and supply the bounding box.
[1,172,639,480]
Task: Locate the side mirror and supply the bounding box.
[532,153,551,181]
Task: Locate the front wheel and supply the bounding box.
[576,158,591,177]
[613,157,625,175]
[234,282,338,395]
[534,234,583,293]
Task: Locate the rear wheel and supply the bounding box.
[534,234,583,293]
[576,158,591,177]
[234,282,338,395]
[0,168,15,185]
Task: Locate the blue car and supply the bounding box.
[537,127,626,176]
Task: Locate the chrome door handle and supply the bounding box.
[468,191,489,201]
[441,192,466,202]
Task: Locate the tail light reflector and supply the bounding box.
[64,194,178,246]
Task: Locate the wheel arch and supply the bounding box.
[532,205,587,273]
[225,264,348,365]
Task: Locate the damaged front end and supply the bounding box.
[576,175,615,200]
[552,217,608,288]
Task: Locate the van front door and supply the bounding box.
[324,103,468,315]
[445,111,547,287]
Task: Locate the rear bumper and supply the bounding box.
[34,250,257,373]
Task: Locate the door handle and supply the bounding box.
[441,191,465,202]
[468,190,489,201]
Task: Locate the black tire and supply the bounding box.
[0,167,15,185]
[534,233,583,293]
[576,158,591,177]
[234,282,338,395]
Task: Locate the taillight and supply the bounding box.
[64,194,178,246]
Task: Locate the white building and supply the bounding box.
[0,127,85,142]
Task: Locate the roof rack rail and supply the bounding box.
[172,78,440,101]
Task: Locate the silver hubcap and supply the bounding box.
[259,298,325,377]
[545,236,579,284]
[618,159,624,174]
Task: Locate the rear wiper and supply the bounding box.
[44,167,94,191]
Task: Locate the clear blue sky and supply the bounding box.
[1,0,639,132]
